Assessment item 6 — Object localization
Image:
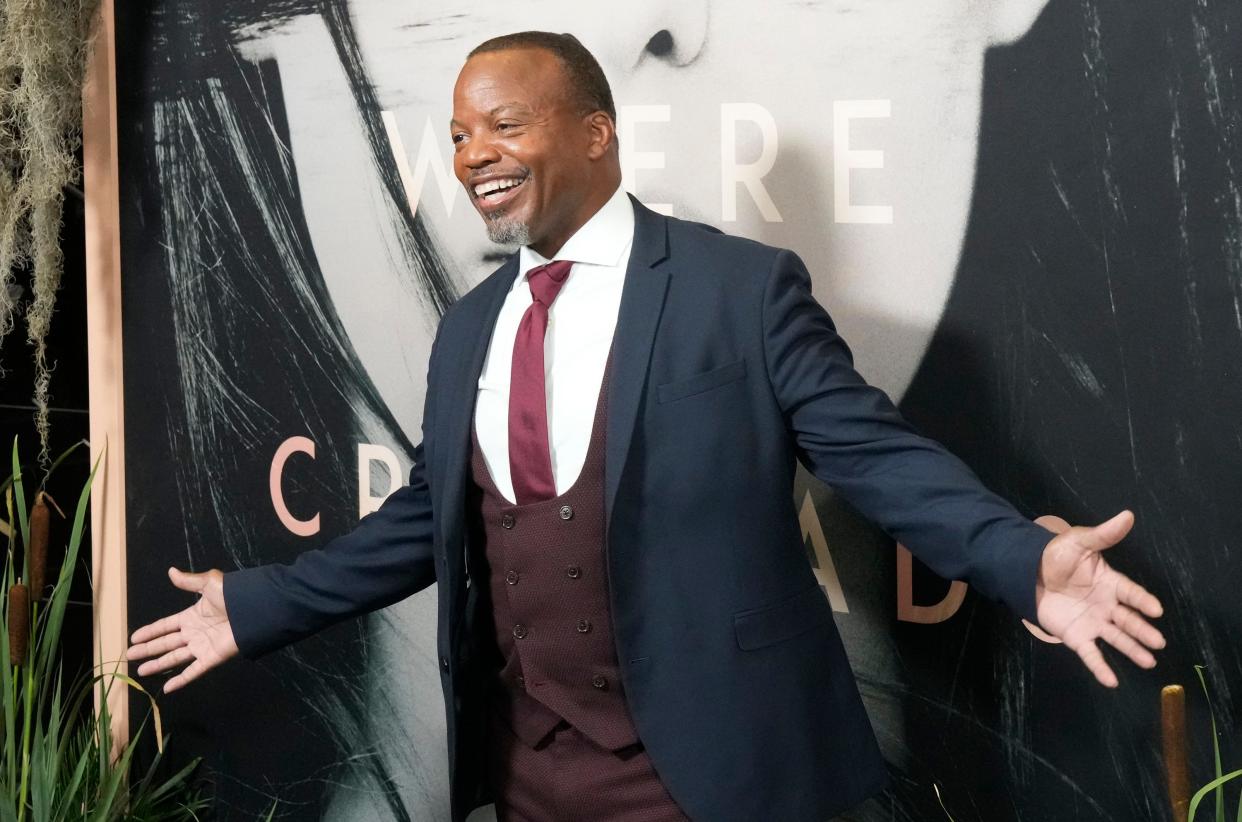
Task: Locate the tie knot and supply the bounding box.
[526,259,574,307]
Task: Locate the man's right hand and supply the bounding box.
[125,567,240,693]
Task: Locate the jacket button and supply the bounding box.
[440,656,450,671]
[505,569,519,585]
[516,674,525,687]
[565,565,581,579]
[576,619,592,633]
[591,674,608,690]
[513,623,528,639]
[501,513,515,529]
[559,505,573,520]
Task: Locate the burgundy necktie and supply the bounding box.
[509,259,574,504]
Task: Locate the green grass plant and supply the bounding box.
[1187,665,1242,822]
[1,437,209,820]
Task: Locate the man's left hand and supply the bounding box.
[1033,510,1165,688]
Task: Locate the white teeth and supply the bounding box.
[473,177,524,197]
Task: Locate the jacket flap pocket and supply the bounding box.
[656,357,747,404]
[733,582,834,651]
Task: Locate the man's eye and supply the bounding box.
[451,133,465,144]
[497,122,515,131]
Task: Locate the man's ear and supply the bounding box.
[986,0,1053,46]
[585,111,616,161]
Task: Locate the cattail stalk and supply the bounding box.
[1162,684,1190,822]
[8,582,29,666]
[30,491,49,599]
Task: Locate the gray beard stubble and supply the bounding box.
[485,214,533,246]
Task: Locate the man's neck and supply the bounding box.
[518,184,631,278]
[530,177,622,259]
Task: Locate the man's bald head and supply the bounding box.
[468,31,616,122]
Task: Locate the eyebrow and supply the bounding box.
[450,102,536,128]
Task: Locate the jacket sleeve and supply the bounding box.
[222,327,444,660]
[760,247,1052,625]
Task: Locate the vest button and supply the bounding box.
[591,674,608,690]
[576,619,592,633]
[559,505,573,520]
[516,674,525,687]
[512,623,528,639]
[440,656,449,671]
[501,513,515,529]
[565,565,581,579]
[505,569,520,585]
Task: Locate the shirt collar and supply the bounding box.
[513,185,634,290]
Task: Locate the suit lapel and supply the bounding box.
[435,195,672,565]
[605,196,671,526]
[437,256,516,566]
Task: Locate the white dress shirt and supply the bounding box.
[474,184,634,504]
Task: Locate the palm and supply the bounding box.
[176,585,233,662]
[1033,511,1165,688]
[125,567,240,693]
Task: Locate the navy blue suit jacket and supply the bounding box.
[224,195,1053,821]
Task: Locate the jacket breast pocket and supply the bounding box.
[733,582,834,651]
[656,357,747,404]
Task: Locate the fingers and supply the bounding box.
[1100,621,1156,670]
[1068,636,1119,688]
[168,566,208,593]
[129,570,210,646]
[129,570,206,645]
[128,613,182,646]
[1077,510,1135,553]
[136,645,194,677]
[125,630,187,663]
[164,657,210,694]
[1111,601,1165,649]
[1115,573,1163,619]
[1066,599,1165,687]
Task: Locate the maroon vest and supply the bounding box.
[466,350,641,752]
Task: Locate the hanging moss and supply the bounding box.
[0,1,100,471]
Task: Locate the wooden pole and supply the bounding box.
[84,0,129,757]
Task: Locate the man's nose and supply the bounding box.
[458,135,501,170]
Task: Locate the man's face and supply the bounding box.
[451,48,595,255]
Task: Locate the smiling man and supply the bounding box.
[453,40,620,259]
[126,31,1166,822]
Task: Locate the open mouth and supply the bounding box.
[472,175,529,212]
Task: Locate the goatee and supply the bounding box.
[485,215,532,246]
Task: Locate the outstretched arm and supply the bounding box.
[221,441,437,660]
[760,248,1163,686]
[124,440,437,691]
[127,321,448,688]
